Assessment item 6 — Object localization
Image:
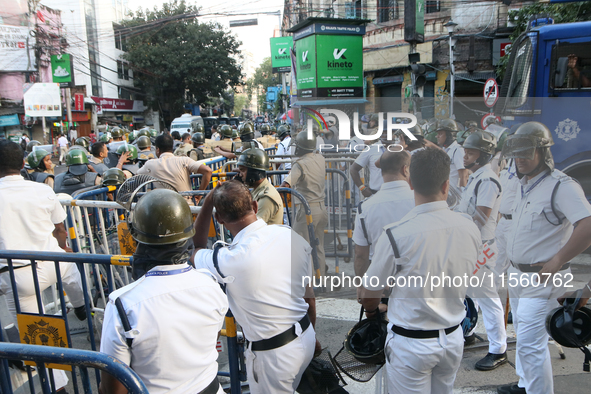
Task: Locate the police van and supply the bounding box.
[170,114,203,134]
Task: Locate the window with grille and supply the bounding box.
[378,0,398,23]
[426,0,440,14]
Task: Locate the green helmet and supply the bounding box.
[75,137,90,150]
[102,168,126,187]
[192,132,205,145]
[294,131,316,155]
[502,121,555,171]
[26,140,41,153]
[220,124,233,139]
[130,189,195,245]
[270,124,277,134]
[456,129,472,146]
[66,149,89,166]
[110,127,123,139]
[100,132,112,143]
[496,131,508,152]
[277,125,290,139]
[463,130,497,155]
[136,135,151,150]
[136,129,150,138]
[237,148,269,171]
[116,144,138,161]
[425,118,439,133]
[149,129,158,138]
[425,131,438,144]
[240,122,255,137]
[194,124,204,134]
[260,124,270,135]
[231,128,240,139]
[436,118,460,134]
[27,148,51,169]
[127,130,137,143]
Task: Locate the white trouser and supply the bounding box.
[0,261,85,317]
[494,217,511,275]
[508,265,565,394]
[385,325,464,394]
[245,324,315,394]
[467,242,507,354]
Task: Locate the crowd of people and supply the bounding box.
[1,114,591,394]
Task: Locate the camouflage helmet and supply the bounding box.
[220,124,233,139]
[277,125,290,139]
[192,132,205,145]
[116,143,138,161]
[130,189,195,245]
[236,148,269,172]
[463,130,497,156]
[101,168,126,187]
[27,148,51,169]
[26,140,41,153]
[75,137,90,150]
[136,136,151,150]
[99,132,112,143]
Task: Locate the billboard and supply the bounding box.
[316,35,363,97]
[23,83,62,117]
[51,54,73,85]
[404,0,425,43]
[0,25,36,71]
[270,36,293,73]
[296,35,317,98]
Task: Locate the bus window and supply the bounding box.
[506,37,533,108]
[551,41,591,89]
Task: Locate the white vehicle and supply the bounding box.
[170,114,203,133]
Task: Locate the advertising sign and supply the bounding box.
[0,25,36,71]
[91,96,135,111]
[23,83,61,117]
[404,0,425,43]
[0,114,20,127]
[296,35,317,98]
[74,93,84,111]
[51,54,73,85]
[270,36,293,73]
[315,35,363,97]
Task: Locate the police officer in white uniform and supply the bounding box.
[353,150,414,292]
[193,181,318,394]
[498,122,591,394]
[455,131,508,370]
[361,148,481,394]
[275,125,292,183]
[436,118,468,188]
[496,158,519,277]
[100,189,228,394]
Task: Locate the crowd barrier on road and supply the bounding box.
[0,250,246,394]
[0,342,148,394]
[325,168,353,269]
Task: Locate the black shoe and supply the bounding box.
[475,352,508,371]
[497,384,526,394]
[74,306,87,321]
[464,334,475,346]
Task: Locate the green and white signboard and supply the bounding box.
[294,21,365,99]
[270,37,293,73]
[51,54,73,86]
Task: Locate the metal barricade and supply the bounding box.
[0,342,148,394]
[324,168,353,270]
[190,155,229,190]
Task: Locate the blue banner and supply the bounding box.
[0,114,20,127]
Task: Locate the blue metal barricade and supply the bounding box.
[0,343,148,394]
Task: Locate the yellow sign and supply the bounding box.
[17,314,72,371]
[122,114,133,122]
[117,221,137,255]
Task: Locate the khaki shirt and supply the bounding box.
[137,152,203,192]
[174,142,193,157]
[139,148,156,161]
[252,178,283,225]
[285,153,325,205]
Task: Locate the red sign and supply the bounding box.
[481,113,501,129]
[91,96,134,110]
[64,111,90,122]
[500,42,512,57]
[74,93,84,111]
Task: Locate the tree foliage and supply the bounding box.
[496,1,591,79]
[246,57,279,114]
[120,0,243,120]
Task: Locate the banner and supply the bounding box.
[74,93,84,111]
[296,35,317,98]
[0,25,36,72]
[315,35,363,97]
[270,36,293,73]
[23,83,61,117]
[51,54,73,85]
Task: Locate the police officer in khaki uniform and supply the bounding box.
[174,132,193,157]
[189,132,206,161]
[137,136,156,163]
[281,132,329,275]
[236,148,283,225]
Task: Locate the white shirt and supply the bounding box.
[365,201,481,330]
[57,136,69,148]
[276,136,292,170]
[354,141,385,191]
[445,141,465,188]
[507,169,591,266]
[193,219,312,342]
[0,175,66,267]
[498,159,519,215]
[101,264,228,394]
[455,164,502,241]
[353,180,415,259]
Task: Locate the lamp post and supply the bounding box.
[444,19,458,119]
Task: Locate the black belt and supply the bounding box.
[251,314,310,351]
[501,213,512,220]
[198,376,220,394]
[391,323,459,339]
[0,265,30,275]
[511,261,570,273]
